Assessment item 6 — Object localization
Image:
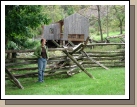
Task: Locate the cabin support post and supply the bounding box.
[63,41,65,46]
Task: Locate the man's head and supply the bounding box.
[41,38,46,46]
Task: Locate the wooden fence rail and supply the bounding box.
[87,43,125,46]
[5,43,125,89]
[5,48,73,53]
[5,43,125,53]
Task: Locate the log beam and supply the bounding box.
[52,40,94,78]
[5,68,24,89]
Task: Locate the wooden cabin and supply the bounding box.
[43,13,89,47]
[64,13,89,43]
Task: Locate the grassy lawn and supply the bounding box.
[84,44,124,52]
[90,31,125,41]
[5,67,125,95]
[5,35,125,95]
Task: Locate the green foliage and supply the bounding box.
[109,5,125,34]
[112,5,125,22]
[89,27,96,33]
[21,40,40,49]
[61,5,85,17]
[6,39,40,50]
[5,5,125,49]
[6,41,18,50]
[89,5,125,40]
[5,5,51,49]
[90,31,125,41]
[35,5,83,24]
[43,5,64,23]
[96,32,100,36]
[67,6,75,15]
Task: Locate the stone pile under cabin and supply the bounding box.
[42,13,89,47]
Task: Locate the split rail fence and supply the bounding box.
[5,40,125,89]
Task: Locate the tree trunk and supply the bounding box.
[97,5,103,42]
[120,22,123,34]
[113,6,124,35]
[107,5,109,37]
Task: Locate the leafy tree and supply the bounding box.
[60,5,75,17]
[43,5,64,23]
[61,5,84,17]
[5,5,51,48]
[113,5,125,34]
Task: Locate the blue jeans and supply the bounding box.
[38,58,47,82]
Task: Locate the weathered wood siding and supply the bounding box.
[43,13,89,41]
[43,23,60,40]
[64,13,89,41]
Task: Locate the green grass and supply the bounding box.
[5,67,125,95]
[90,31,125,41]
[84,45,124,52]
[5,39,125,95]
[84,45,118,52]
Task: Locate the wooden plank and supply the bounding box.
[12,71,68,79]
[5,50,35,53]
[52,40,94,78]
[86,43,125,46]
[68,38,84,41]
[81,37,90,51]
[81,53,124,57]
[5,58,37,63]
[77,57,124,61]
[67,67,78,76]
[5,58,37,60]
[82,64,125,67]
[64,13,89,41]
[68,40,75,47]
[9,67,38,71]
[6,61,37,67]
[65,51,94,78]
[48,55,66,59]
[13,72,38,78]
[70,43,83,55]
[71,54,124,58]
[47,65,77,74]
[73,50,125,54]
[68,40,109,70]
[5,48,73,53]
[84,51,125,53]
[5,68,24,89]
[82,61,125,64]
[81,51,109,70]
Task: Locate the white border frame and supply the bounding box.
[1,1,129,99]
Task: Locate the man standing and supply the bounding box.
[34,38,49,82]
